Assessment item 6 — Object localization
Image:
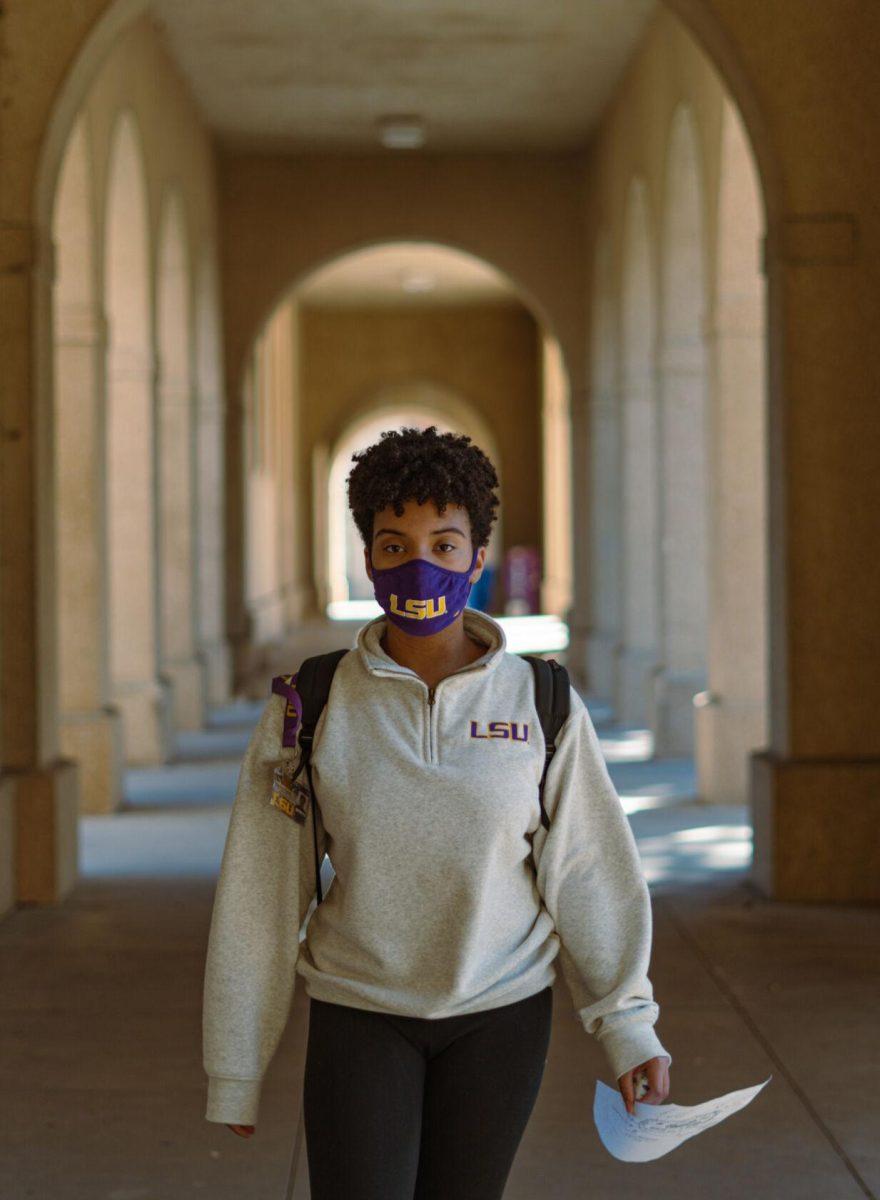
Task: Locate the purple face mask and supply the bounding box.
[371,545,480,636]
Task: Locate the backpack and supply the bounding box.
[270,651,570,906]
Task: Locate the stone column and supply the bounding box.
[567,384,594,693]
[1,220,79,906]
[196,386,232,705]
[584,371,623,704]
[618,359,661,729]
[195,255,232,704]
[652,331,710,755]
[540,336,574,620]
[224,377,251,690]
[55,299,125,814]
[106,341,173,763]
[751,213,880,902]
[158,368,205,730]
[696,243,768,804]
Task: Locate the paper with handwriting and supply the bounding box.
[593,1076,772,1161]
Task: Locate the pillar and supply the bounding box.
[55,300,125,813]
[1,219,80,906]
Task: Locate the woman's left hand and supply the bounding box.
[618,1056,671,1115]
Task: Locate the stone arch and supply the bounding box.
[103,106,169,764]
[662,0,781,220]
[156,186,203,731]
[325,383,506,609]
[239,238,560,641]
[618,176,660,730]
[28,0,783,721]
[654,102,710,756]
[12,0,870,908]
[31,5,785,492]
[240,235,572,406]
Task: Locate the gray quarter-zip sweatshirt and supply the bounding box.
[202,606,672,1126]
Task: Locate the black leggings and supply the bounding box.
[302,984,554,1200]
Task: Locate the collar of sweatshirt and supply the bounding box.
[357,606,506,682]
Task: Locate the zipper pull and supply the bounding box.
[428,686,436,706]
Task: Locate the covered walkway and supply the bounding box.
[2,0,880,1194]
[3,677,876,1198]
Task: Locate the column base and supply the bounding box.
[694,695,767,804]
[13,758,80,905]
[59,705,125,815]
[616,644,658,730]
[652,668,707,757]
[0,775,16,917]
[584,628,618,708]
[112,677,174,765]
[162,654,207,732]
[199,636,233,706]
[751,751,880,902]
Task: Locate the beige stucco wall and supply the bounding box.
[217,152,587,403]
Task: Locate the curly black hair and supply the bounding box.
[346,425,500,552]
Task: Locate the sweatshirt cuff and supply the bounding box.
[205,1075,263,1126]
[596,1023,673,1081]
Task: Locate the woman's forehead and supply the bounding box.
[373,499,470,530]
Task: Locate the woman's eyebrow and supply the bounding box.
[373,526,465,539]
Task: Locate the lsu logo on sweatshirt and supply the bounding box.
[469,720,529,741]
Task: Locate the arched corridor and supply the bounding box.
[2,0,879,1194]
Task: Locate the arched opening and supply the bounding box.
[242,239,570,656]
[325,384,505,616]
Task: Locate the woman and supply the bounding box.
[202,425,672,1199]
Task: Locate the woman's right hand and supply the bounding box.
[226,1124,255,1138]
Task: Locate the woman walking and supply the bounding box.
[202,425,672,1199]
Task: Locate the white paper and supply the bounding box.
[593,1075,772,1161]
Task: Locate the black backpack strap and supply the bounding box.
[523,655,571,830]
[286,648,349,906]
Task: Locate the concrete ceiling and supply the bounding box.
[150,0,657,153]
[296,241,521,306]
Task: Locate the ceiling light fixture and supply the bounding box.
[377,115,426,150]
[400,271,437,294]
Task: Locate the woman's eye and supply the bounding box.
[381,542,457,554]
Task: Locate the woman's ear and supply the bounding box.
[363,544,373,582]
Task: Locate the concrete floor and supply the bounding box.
[2,690,878,1199]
